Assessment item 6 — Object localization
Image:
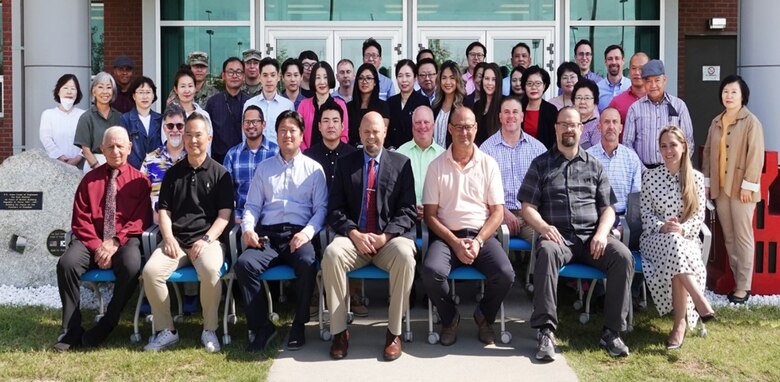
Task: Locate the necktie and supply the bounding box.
[103,168,118,241]
[365,159,378,234]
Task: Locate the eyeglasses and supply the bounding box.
[561,75,578,82]
[468,52,485,59]
[576,52,592,57]
[302,62,315,69]
[526,81,544,88]
[419,73,437,79]
[358,76,375,83]
[243,119,264,127]
[555,122,582,130]
[134,91,154,96]
[574,96,594,102]
[225,70,244,77]
[363,53,381,60]
[451,123,476,132]
[164,123,185,130]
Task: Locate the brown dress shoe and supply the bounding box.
[330,330,350,359]
[383,329,402,361]
[474,309,495,345]
[439,311,460,346]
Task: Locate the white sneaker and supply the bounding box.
[144,329,179,352]
[201,330,221,353]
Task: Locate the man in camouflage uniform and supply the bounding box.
[166,51,219,107]
[242,49,263,97]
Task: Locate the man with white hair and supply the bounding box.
[55,126,152,351]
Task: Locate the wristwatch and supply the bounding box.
[474,237,484,247]
[202,234,212,243]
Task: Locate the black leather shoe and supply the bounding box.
[286,323,306,351]
[728,291,750,304]
[247,326,277,353]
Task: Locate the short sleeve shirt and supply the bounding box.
[157,156,235,247]
[73,106,123,153]
[422,146,504,231]
[517,146,616,245]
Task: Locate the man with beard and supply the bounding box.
[607,52,649,125]
[206,57,252,164]
[574,40,603,84]
[518,106,633,361]
[597,45,631,112]
[141,105,188,220]
[241,49,263,97]
[224,105,279,223]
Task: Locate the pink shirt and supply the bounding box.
[422,146,504,231]
[607,87,641,125]
[297,96,350,151]
[463,71,475,95]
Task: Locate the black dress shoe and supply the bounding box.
[286,323,306,351]
[247,326,277,353]
[728,291,750,304]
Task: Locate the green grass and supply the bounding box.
[555,294,780,382]
[0,303,280,381]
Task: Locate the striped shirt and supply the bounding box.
[623,92,694,165]
[597,76,631,112]
[480,131,546,210]
[140,145,186,209]
[223,139,279,219]
[580,115,601,150]
[586,143,644,214]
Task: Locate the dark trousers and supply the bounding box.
[234,225,317,331]
[423,232,515,325]
[531,236,633,332]
[57,237,142,331]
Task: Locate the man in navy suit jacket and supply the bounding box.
[322,111,417,362]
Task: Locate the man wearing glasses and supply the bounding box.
[463,42,487,94]
[363,38,397,100]
[205,57,251,165]
[243,57,296,145]
[417,58,438,105]
[574,40,604,83]
[422,106,514,347]
[223,105,279,223]
[141,105,188,221]
[519,106,633,361]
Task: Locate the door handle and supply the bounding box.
[395,43,402,56]
[546,43,554,55]
[265,43,274,56]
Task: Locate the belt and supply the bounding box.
[257,223,305,233]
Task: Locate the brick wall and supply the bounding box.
[102,0,143,73]
[677,0,738,98]
[1,1,12,162]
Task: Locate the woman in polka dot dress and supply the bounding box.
[639,126,716,349]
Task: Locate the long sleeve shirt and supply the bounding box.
[223,139,279,219]
[623,92,694,165]
[71,162,152,252]
[241,152,328,240]
[39,107,85,159]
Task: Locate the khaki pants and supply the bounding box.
[322,236,416,336]
[715,191,757,291]
[509,209,535,242]
[142,241,224,331]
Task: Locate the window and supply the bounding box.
[569,26,660,77]
[418,0,554,21]
[570,0,660,21]
[265,0,402,21]
[162,0,250,21]
[91,1,104,75]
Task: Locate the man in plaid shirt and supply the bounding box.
[223,105,279,223]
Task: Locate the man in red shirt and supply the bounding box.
[54,126,152,351]
[607,52,649,125]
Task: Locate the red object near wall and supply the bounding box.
[706,151,779,295]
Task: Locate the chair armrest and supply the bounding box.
[498,224,509,253]
[620,215,630,246]
[228,225,242,265]
[700,223,712,265]
[421,223,429,259]
[66,231,74,246]
[142,224,160,259]
[318,229,329,250]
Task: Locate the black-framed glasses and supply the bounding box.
[164,123,185,130]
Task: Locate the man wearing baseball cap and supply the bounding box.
[166,51,219,108]
[111,55,136,113]
[242,49,263,97]
[623,59,694,168]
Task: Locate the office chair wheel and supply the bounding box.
[94,314,104,323]
[145,314,153,323]
[626,324,634,333]
[579,312,590,324]
[573,300,583,310]
[699,326,708,338]
[320,329,331,341]
[130,333,142,343]
[404,332,413,343]
[475,292,484,302]
[269,313,280,322]
[223,334,232,345]
[452,295,461,305]
[639,301,648,309]
[227,314,238,325]
[347,312,354,324]
[427,332,440,345]
[500,331,512,344]
[173,315,184,323]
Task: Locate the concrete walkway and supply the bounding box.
[267,282,579,382]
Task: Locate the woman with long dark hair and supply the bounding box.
[473,63,503,145]
[297,61,349,150]
[431,61,466,147]
[347,63,390,146]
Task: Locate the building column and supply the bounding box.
[739,0,780,151]
[22,0,91,152]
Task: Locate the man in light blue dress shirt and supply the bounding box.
[243,57,295,145]
[597,45,631,112]
[234,110,328,353]
[363,38,396,100]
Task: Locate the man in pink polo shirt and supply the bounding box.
[607,52,649,127]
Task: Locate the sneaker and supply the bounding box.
[600,328,629,357]
[351,295,369,317]
[201,330,221,353]
[144,329,179,352]
[535,328,556,362]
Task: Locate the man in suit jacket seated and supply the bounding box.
[421,106,515,347]
[322,111,417,362]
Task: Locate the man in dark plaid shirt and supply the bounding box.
[518,107,633,362]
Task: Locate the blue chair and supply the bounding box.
[131,225,239,344]
[63,231,117,323]
[426,225,512,345]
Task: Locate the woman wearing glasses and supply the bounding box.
[39,74,86,168]
[298,61,349,150]
[573,80,601,149]
[520,65,557,149]
[386,59,430,149]
[119,76,162,169]
[347,63,390,146]
[431,61,466,148]
[549,62,582,110]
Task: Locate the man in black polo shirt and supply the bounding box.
[518,106,633,361]
[304,101,357,187]
[142,112,234,353]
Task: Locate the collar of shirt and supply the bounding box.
[158,145,186,162]
[641,91,671,106]
[238,137,273,153]
[606,75,626,87]
[497,131,530,148]
[409,140,439,152]
[445,145,484,170]
[275,150,302,165]
[184,156,213,171]
[363,148,383,164]
[105,161,132,176]
[259,92,284,104]
[593,142,622,158]
[550,144,588,163]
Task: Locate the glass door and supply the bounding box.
[488,28,556,97]
[334,30,402,87]
[417,30,485,68]
[265,29,333,64]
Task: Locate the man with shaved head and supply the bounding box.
[55,126,152,351]
[322,111,417,361]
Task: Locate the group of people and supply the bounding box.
[45,37,765,362]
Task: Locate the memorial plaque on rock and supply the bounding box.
[0,150,82,287]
